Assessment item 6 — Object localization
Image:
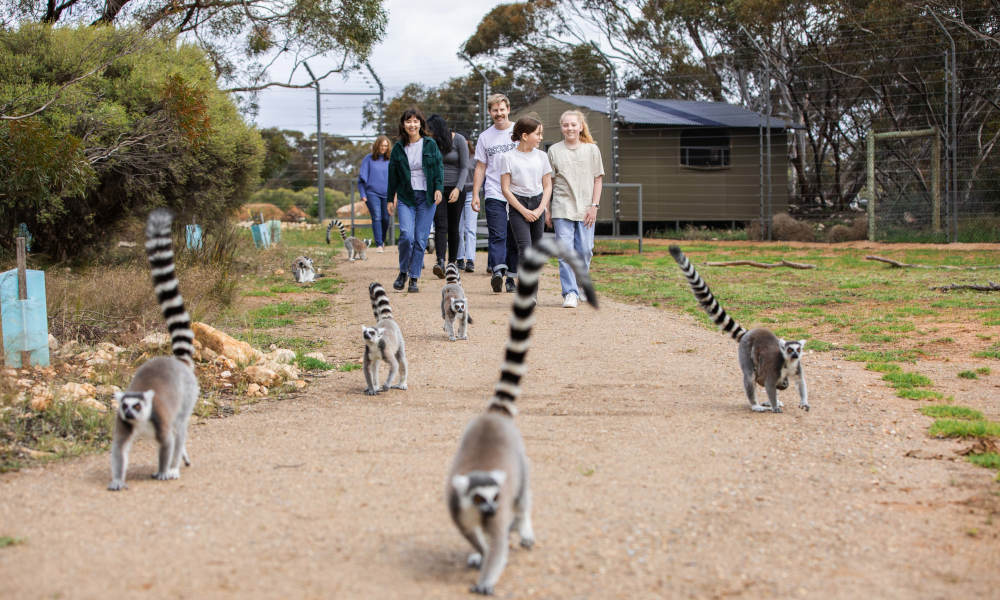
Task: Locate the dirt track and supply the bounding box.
[1,248,998,599]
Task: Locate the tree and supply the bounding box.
[1,0,387,99]
[0,24,264,258]
[258,128,370,195]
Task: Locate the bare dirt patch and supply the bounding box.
[1,249,998,598]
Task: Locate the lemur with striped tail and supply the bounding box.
[446,238,598,595]
[108,209,199,491]
[362,282,408,395]
[669,245,809,413]
[326,218,370,260]
[441,263,472,341]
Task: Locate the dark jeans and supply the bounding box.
[507,193,545,268]
[364,192,389,247]
[433,186,463,264]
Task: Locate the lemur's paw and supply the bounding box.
[466,553,482,568]
[470,584,494,595]
[520,536,535,549]
[800,403,810,412]
[364,388,378,396]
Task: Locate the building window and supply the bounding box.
[680,128,730,168]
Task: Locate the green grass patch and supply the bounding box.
[967,453,1000,470]
[976,367,991,375]
[928,419,1000,439]
[269,284,301,294]
[338,362,362,372]
[919,405,984,421]
[860,333,898,344]
[805,339,834,352]
[0,536,24,548]
[243,289,276,297]
[973,343,1000,359]
[897,389,946,401]
[295,355,334,370]
[233,332,323,354]
[846,349,920,363]
[867,362,902,373]
[958,370,979,380]
[311,277,342,294]
[883,371,933,388]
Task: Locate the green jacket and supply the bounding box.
[387,137,444,207]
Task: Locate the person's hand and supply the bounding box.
[471,197,480,212]
[448,188,460,203]
[522,208,538,223]
[533,207,546,221]
[361,196,368,204]
[387,200,396,216]
[434,190,443,205]
[545,213,553,229]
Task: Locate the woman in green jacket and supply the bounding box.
[387,107,444,293]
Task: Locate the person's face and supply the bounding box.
[403,116,422,139]
[378,139,389,154]
[522,125,543,149]
[489,102,510,125]
[560,115,581,141]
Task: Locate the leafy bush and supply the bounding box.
[0,24,264,260]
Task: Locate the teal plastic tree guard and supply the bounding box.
[251,223,271,248]
[267,219,282,244]
[185,224,203,250]
[0,269,50,367]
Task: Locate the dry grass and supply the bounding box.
[748,213,817,242]
[828,217,869,242]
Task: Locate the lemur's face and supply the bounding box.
[362,326,385,344]
[115,390,153,422]
[452,470,506,517]
[780,339,806,362]
[451,298,467,314]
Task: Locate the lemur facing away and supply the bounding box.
[326,218,370,260]
[109,209,199,491]
[447,238,598,595]
[291,256,316,283]
[669,245,809,413]
[441,263,472,341]
[362,282,408,395]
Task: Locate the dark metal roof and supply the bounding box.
[551,94,798,129]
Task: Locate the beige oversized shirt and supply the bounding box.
[547,141,604,221]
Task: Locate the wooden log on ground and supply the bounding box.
[703,260,816,269]
[866,255,1000,270]
[930,282,1000,292]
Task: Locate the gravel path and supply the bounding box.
[1,248,998,599]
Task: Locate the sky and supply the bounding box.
[252,0,506,138]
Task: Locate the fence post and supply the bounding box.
[866,129,876,242]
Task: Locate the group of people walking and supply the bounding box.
[353,93,603,305]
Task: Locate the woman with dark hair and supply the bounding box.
[358,135,391,251]
[426,114,470,278]
[455,137,478,272]
[387,108,444,293]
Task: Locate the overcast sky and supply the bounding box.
[252,0,506,138]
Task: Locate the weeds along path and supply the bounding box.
[1,248,998,599]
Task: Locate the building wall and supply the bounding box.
[516,96,790,223]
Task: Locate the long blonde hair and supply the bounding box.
[371,135,391,160]
[560,109,594,144]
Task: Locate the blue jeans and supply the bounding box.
[396,191,435,279]
[553,218,595,297]
[364,193,389,247]
[484,197,509,275]
[457,192,477,261]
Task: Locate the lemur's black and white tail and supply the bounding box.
[145,209,195,368]
[445,263,461,284]
[326,219,348,244]
[669,245,747,342]
[488,238,598,416]
[368,281,393,321]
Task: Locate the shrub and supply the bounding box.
[827,217,868,242]
[748,213,815,242]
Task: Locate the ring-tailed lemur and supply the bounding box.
[441,263,472,341]
[362,282,408,395]
[447,238,598,595]
[291,256,316,283]
[669,245,809,413]
[108,209,199,491]
[326,219,370,260]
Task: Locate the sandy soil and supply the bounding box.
[1,248,998,599]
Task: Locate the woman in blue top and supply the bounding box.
[387,107,444,293]
[358,135,391,252]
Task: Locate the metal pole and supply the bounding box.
[16,237,30,367]
[765,60,772,241]
[932,128,941,233]
[364,62,385,134]
[931,10,959,242]
[867,129,876,241]
[637,185,643,254]
[458,52,490,131]
[303,61,325,224]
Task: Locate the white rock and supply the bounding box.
[78,397,108,413]
[48,334,59,351]
[244,365,278,386]
[96,384,122,397]
[140,332,170,349]
[61,382,98,400]
[97,342,125,354]
[219,370,232,378]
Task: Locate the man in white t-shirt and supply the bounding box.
[472,93,519,293]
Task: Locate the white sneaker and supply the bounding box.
[376,246,384,253]
[562,292,579,308]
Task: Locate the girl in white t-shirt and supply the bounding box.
[500,116,552,287]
